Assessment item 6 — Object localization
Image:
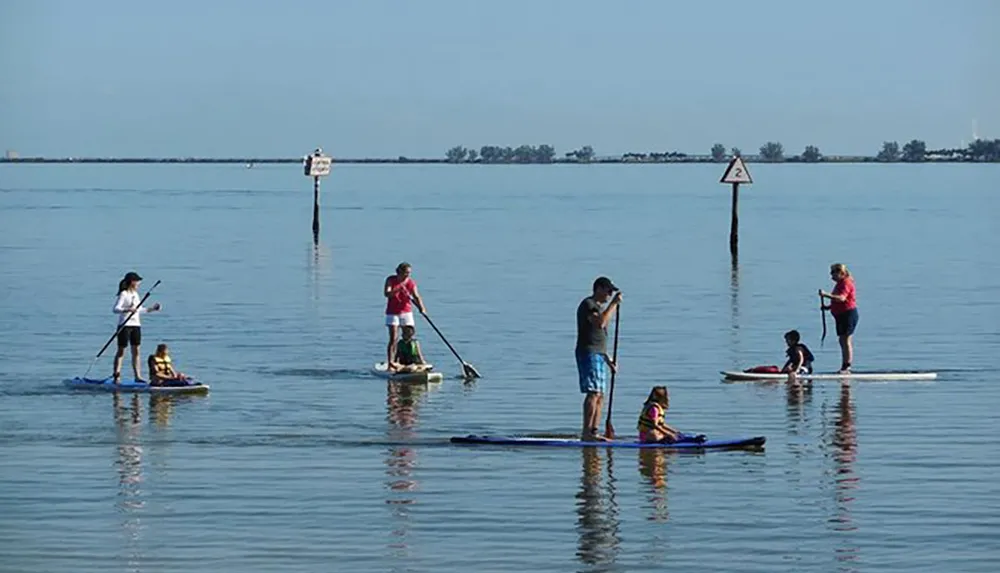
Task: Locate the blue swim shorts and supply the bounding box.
[834,308,859,337]
[576,350,608,394]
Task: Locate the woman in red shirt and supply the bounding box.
[820,263,859,374]
[384,262,427,371]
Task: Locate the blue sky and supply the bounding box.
[1,0,996,157]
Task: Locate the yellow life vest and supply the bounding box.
[152,355,173,376]
[637,401,664,432]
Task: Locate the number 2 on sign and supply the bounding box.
[734,168,743,177]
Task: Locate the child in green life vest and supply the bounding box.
[390,325,432,373]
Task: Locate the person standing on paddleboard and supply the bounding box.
[112,271,160,383]
[820,263,859,374]
[576,276,622,442]
[384,262,427,371]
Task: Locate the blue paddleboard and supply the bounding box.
[63,376,210,394]
[449,434,765,449]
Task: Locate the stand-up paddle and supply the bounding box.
[82,280,161,379]
[604,304,621,440]
[412,298,481,379]
[819,289,828,347]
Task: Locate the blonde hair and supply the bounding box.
[830,263,851,278]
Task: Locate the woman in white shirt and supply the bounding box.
[113,271,161,382]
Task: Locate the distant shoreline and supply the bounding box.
[1,156,996,165]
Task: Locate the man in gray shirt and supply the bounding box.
[576,276,622,441]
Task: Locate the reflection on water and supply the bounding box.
[384,382,429,563]
[576,448,622,570]
[308,241,331,305]
[112,393,144,572]
[786,379,815,428]
[147,395,176,493]
[637,449,670,523]
[829,383,860,571]
[783,379,815,492]
[831,384,859,530]
[149,394,175,429]
[729,256,742,365]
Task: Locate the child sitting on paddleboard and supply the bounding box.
[148,343,192,386]
[781,330,815,375]
[637,386,706,444]
[390,325,431,373]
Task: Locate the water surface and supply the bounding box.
[0,163,998,572]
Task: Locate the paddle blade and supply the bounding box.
[604,421,615,440]
[462,362,482,379]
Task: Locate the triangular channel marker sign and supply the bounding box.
[720,156,753,184]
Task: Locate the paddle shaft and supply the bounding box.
[604,305,621,438]
[418,308,466,364]
[405,293,479,377]
[819,291,828,347]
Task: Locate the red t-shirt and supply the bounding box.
[385,276,415,315]
[830,277,857,315]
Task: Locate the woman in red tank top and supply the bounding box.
[820,263,859,374]
[383,262,426,370]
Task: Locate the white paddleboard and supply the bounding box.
[721,370,937,382]
[372,362,444,384]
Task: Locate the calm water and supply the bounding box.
[1,163,998,572]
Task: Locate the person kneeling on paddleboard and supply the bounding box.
[148,344,191,387]
[637,386,706,444]
[780,330,815,375]
[391,325,432,373]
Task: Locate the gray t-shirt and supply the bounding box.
[576,296,606,354]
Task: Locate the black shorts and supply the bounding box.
[834,309,859,337]
[116,326,141,348]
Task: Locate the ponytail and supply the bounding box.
[117,271,143,294]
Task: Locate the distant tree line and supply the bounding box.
[873,139,1000,162]
[708,138,1000,163]
[623,151,688,161]
[442,139,1000,164]
[447,145,557,163]
[720,139,999,163]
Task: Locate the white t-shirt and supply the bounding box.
[113,290,146,327]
